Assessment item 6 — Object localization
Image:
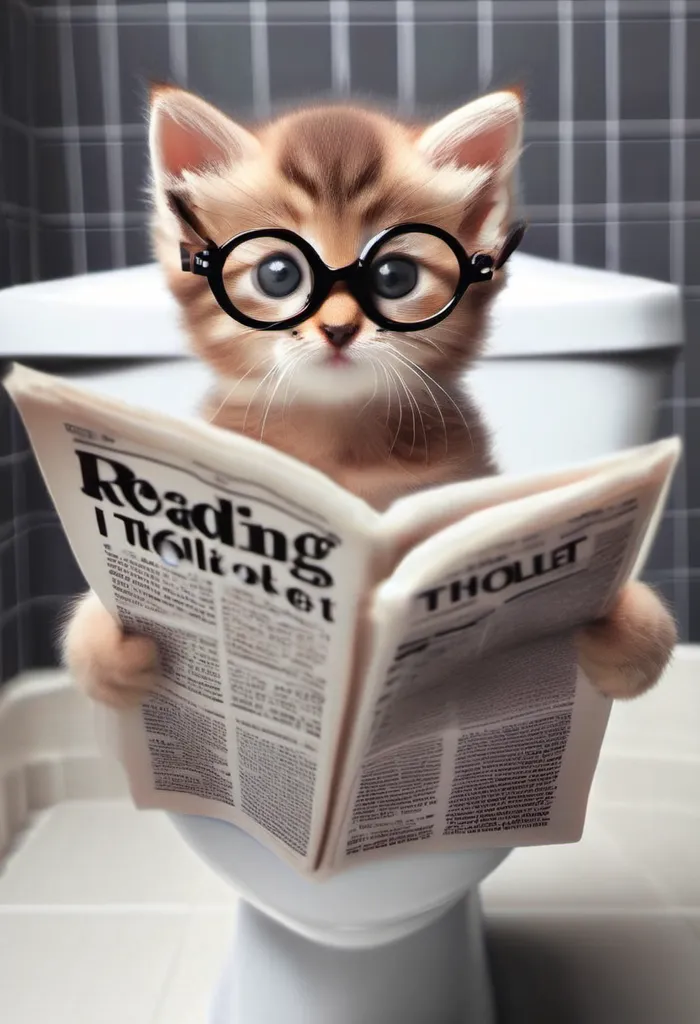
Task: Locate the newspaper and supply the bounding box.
[5,364,680,877]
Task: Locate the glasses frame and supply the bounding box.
[180,222,502,333]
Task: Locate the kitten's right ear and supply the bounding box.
[149,85,259,181]
[149,86,260,240]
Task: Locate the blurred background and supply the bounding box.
[0,0,697,681]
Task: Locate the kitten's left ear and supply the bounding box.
[417,90,523,247]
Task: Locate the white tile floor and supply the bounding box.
[1,655,700,1023]
[0,794,698,1024]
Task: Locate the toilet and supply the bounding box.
[0,251,684,1021]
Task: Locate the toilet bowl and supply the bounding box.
[0,252,684,1021]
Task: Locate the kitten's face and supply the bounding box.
[150,92,522,409]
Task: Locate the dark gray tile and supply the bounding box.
[669,450,687,517]
[2,128,31,209]
[19,599,67,673]
[187,23,254,116]
[0,216,10,289]
[118,23,172,126]
[27,523,80,598]
[73,24,107,126]
[414,22,479,110]
[0,463,13,524]
[0,390,13,458]
[8,221,30,286]
[689,515,700,573]
[620,221,670,282]
[80,143,110,214]
[685,408,700,508]
[687,139,700,202]
[2,620,19,684]
[0,3,12,124]
[687,20,700,119]
[619,140,670,203]
[122,137,149,213]
[520,223,558,262]
[9,404,28,454]
[492,21,559,122]
[22,456,55,517]
[1,545,17,615]
[85,230,115,273]
[644,514,675,574]
[519,141,558,206]
[350,24,398,101]
[34,23,63,127]
[573,141,606,205]
[38,226,75,281]
[36,141,70,215]
[684,299,700,400]
[575,223,607,271]
[685,221,700,287]
[573,20,606,122]
[1,4,30,125]
[647,576,678,623]
[619,18,670,121]
[125,225,152,266]
[689,581,700,641]
[269,24,332,105]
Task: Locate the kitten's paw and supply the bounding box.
[575,581,677,700]
[62,592,160,708]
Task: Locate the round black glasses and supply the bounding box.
[180,217,526,333]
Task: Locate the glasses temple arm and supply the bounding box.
[494,220,527,270]
[167,192,217,273]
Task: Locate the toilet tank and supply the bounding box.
[0,254,684,474]
[470,254,683,475]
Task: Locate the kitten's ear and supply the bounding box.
[149,85,259,179]
[149,86,260,240]
[417,90,523,247]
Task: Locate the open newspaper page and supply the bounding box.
[325,439,679,871]
[6,365,380,872]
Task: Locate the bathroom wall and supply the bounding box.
[0,0,698,682]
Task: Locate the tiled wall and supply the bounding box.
[0,0,698,682]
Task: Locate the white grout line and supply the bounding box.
[14,202,696,231]
[25,118,700,143]
[0,905,236,915]
[670,0,690,640]
[604,0,620,272]
[0,594,70,633]
[56,1,87,276]
[167,0,189,87]
[97,1,127,269]
[661,397,700,408]
[0,511,61,547]
[0,519,66,559]
[330,0,351,97]
[558,0,575,264]
[250,0,271,118]
[22,0,700,20]
[396,0,416,115]
[477,0,493,91]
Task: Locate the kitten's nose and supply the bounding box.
[321,323,359,349]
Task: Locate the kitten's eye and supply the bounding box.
[255,253,302,297]
[371,258,418,299]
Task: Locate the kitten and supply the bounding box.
[63,87,676,707]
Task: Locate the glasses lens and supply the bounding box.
[368,231,461,325]
[223,236,314,325]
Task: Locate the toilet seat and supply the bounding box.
[170,813,511,947]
